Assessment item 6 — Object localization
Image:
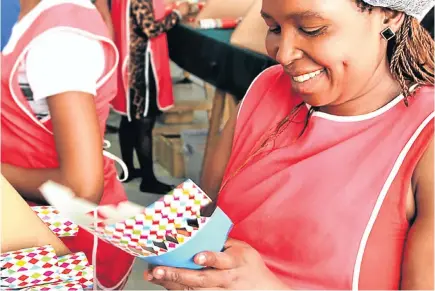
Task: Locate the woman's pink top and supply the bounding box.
[218,65,434,290]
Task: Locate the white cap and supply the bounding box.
[361,0,435,21]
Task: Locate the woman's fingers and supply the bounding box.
[194,251,237,269]
[150,267,231,289]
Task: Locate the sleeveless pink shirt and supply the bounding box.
[217,65,434,290]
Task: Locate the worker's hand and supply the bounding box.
[176,1,191,18]
[144,239,289,290]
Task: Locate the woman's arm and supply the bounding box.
[200,106,238,201]
[94,0,114,39]
[2,91,104,204]
[2,31,106,204]
[131,0,188,39]
[1,175,70,256]
[401,137,434,290]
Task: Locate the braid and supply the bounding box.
[390,15,435,105]
[354,0,435,103]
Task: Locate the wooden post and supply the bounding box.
[222,94,237,127]
[201,89,226,178]
[203,83,215,120]
[203,82,214,100]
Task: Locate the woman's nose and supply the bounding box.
[275,33,303,66]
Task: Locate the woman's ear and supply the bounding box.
[382,9,406,34]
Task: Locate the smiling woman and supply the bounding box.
[147,0,435,290]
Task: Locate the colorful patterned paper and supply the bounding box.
[40,180,214,260]
[88,180,212,256]
[32,206,79,237]
[94,216,211,257]
[86,180,211,231]
[1,246,93,291]
[57,252,93,289]
[25,281,84,291]
[1,246,59,289]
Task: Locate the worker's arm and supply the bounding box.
[1,175,70,256]
[2,91,105,204]
[2,32,106,204]
[400,137,434,290]
[94,0,114,39]
[200,109,237,201]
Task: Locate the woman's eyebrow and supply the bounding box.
[260,10,272,19]
[260,10,326,20]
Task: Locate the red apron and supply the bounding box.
[111,0,175,120]
[217,66,434,289]
[1,2,134,289]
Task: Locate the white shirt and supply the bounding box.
[4,0,105,120]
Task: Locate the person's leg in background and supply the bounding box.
[136,61,172,194]
[135,116,172,194]
[119,114,142,182]
[118,115,172,193]
[119,88,173,194]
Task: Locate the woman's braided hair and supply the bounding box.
[356,0,434,105]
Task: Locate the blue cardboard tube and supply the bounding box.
[141,207,233,269]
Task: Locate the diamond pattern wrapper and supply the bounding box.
[89,180,212,257]
[57,252,93,289]
[32,206,79,237]
[39,180,214,260]
[1,246,93,290]
[24,281,84,291]
[1,245,60,289]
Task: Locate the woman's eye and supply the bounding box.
[268,26,281,34]
[300,26,326,36]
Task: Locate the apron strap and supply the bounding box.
[102,140,129,182]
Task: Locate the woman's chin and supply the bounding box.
[300,94,333,108]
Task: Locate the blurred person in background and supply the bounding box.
[111,0,191,194]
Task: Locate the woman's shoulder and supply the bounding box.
[242,65,290,102]
[251,65,286,87]
[238,65,298,117]
[26,30,105,100]
[415,84,434,96]
[413,85,434,109]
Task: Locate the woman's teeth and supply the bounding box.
[292,69,324,83]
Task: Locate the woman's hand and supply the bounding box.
[145,239,289,290]
[175,1,191,18]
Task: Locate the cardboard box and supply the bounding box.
[155,134,185,178]
[160,100,212,125]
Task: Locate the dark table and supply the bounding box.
[167,24,276,101]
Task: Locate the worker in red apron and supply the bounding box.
[111,0,190,194]
[1,0,134,288]
[144,0,435,289]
